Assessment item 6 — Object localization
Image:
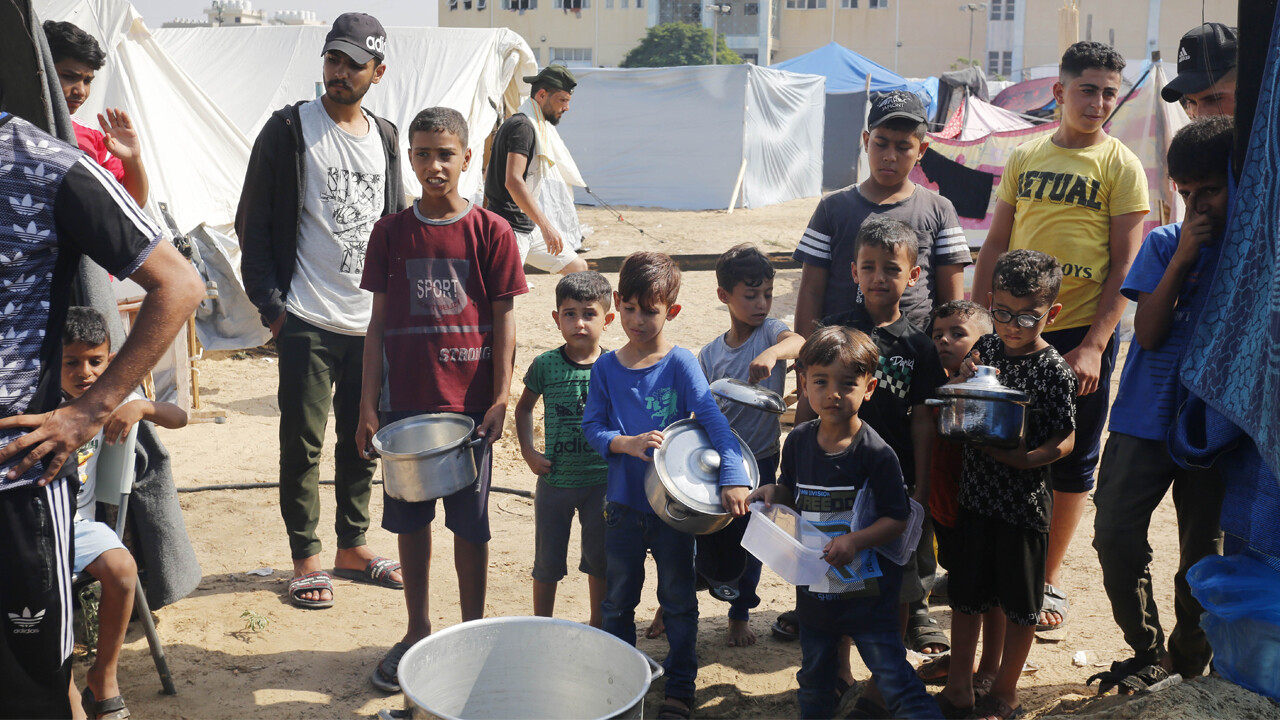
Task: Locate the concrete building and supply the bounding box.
[438,0,1238,75]
[162,4,328,29]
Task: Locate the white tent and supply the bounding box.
[558,65,825,211]
[154,24,536,202]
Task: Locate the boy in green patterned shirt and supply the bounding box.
[515,271,615,627]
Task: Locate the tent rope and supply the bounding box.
[582,186,668,243]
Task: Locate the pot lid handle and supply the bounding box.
[696,449,722,473]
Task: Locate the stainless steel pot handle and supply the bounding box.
[924,399,950,407]
[465,433,487,449]
[642,651,665,681]
[663,498,690,522]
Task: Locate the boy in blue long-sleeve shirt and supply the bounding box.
[583,251,751,720]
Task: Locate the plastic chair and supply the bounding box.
[75,423,177,695]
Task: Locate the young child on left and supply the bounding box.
[514,271,614,628]
[748,326,940,720]
[356,107,527,694]
[582,251,751,720]
[62,307,188,720]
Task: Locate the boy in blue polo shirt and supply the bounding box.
[1089,117,1232,693]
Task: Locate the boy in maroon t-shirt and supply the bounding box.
[357,107,528,693]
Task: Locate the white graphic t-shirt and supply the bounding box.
[287,98,388,334]
[74,390,145,523]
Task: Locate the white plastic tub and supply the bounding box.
[741,502,829,586]
[850,494,925,566]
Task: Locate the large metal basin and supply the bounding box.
[400,617,662,719]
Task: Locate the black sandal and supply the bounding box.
[657,695,694,719]
[81,687,130,720]
[1087,658,1170,695]
[771,610,799,641]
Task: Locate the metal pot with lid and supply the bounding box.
[644,418,759,535]
[925,365,1029,449]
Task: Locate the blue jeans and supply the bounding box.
[602,502,698,700]
[797,625,941,720]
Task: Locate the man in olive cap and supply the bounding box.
[1162,22,1237,118]
[237,11,406,611]
[485,66,589,276]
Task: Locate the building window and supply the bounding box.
[504,0,536,8]
[636,0,642,7]
[606,0,613,7]
[550,47,593,65]
[477,0,487,9]
[621,0,628,7]
[532,47,541,63]
[745,2,758,12]
[786,0,825,8]
[1004,0,1014,19]
[991,0,1014,20]
[839,0,856,7]
[554,0,589,8]
[449,0,458,8]
[988,51,1011,76]
[869,0,886,7]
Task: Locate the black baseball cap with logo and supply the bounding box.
[868,90,927,129]
[1162,23,1237,103]
[523,65,578,93]
[322,12,387,65]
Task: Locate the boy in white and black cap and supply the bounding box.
[1161,22,1237,119]
[237,10,407,616]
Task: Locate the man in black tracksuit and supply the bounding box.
[236,13,407,610]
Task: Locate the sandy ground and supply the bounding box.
[87,199,1252,719]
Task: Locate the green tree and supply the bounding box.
[620,22,742,68]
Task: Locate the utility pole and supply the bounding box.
[959,3,988,69]
[705,4,732,65]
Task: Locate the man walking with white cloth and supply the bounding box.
[486,66,589,275]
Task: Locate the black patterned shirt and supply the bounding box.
[0,113,162,491]
[821,311,947,490]
[958,334,1077,532]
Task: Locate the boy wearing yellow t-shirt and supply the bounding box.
[972,41,1148,633]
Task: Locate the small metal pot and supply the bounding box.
[926,366,1029,449]
[372,413,486,502]
[644,418,759,535]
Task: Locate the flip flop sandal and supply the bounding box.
[1035,583,1069,632]
[905,611,951,655]
[371,641,412,693]
[770,610,799,641]
[82,687,130,720]
[657,696,694,719]
[918,653,952,684]
[845,696,890,719]
[334,557,404,590]
[288,571,335,609]
[968,693,1022,720]
[934,692,972,720]
[1087,658,1169,695]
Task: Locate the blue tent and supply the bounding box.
[772,42,938,117]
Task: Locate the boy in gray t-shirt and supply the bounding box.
[697,244,804,647]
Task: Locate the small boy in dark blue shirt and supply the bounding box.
[749,326,940,720]
[582,251,751,719]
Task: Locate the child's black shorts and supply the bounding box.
[947,507,1046,626]
[933,521,958,572]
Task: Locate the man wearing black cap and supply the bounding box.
[237,12,406,610]
[1162,23,1237,119]
[485,66,589,276]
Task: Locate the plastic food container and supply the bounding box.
[741,502,829,586]
[850,493,925,566]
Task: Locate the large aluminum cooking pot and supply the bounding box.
[926,366,1028,449]
[644,418,759,535]
[372,413,485,502]
[399,616,663,719]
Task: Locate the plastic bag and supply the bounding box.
[1187,554,1280,700]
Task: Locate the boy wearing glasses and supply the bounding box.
[935,250,1077,720]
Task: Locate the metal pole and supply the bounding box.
[968,12,975,66]
[713,10,718,64]
[894,0,900,71]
